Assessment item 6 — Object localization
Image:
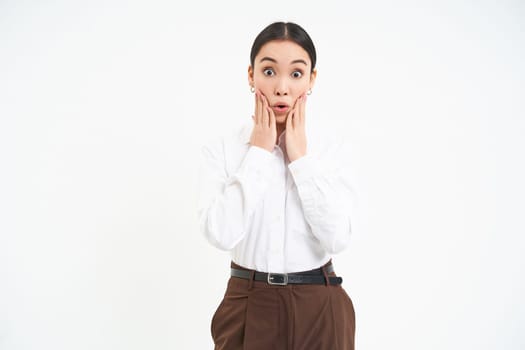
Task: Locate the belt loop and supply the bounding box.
[248,269,255,290]
[321,265,329,286]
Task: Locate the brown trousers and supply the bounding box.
[211,261,355,350]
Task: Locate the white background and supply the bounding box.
[1,0,524,349]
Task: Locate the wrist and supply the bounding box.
[289,152,306,163]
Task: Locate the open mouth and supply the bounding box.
[272,104,289,113]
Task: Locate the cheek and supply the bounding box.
[290,79,309,93]
[254,80,271,94]
[299,80,311,91]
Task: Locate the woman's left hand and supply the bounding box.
[286,93,308,162]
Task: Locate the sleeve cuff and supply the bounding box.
[288,154,320,185]
[234,145,276,185]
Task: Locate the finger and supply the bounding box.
[256,90,263,125]
[291,96,302,126]
[291,95,300,111]
[252,90,257,124]
[299,94,306,126]
[267,105,276,132]
[287,106,294,130]
[262,94,270,128]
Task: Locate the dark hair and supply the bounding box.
[250,22,317,73]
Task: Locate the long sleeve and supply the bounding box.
[197,141,276,250]
[287,136,358,254]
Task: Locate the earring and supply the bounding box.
[307,89,312,95]
[250,86,255,93]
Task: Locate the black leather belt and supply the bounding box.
[230,264,343,286]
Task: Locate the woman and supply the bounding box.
[198,21,358,350]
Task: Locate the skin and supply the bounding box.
[248,39,317,162]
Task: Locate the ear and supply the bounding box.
[309,68,317,91]
[247,65,254,87]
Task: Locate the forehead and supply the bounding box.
[255,40,310,66]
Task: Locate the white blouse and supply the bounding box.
[197,119,359,274]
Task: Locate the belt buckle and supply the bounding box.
[267,273,288,285]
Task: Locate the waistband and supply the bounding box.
[230,259,335,275]
[229,260,342,286]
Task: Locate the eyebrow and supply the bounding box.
[259,57,308,66]
[291,59,308,66]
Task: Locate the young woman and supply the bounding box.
[198,21,357,350]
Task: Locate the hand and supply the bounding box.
[285,93,308,162]
[249,89,277,153]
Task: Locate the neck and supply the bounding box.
[276,124,285,144]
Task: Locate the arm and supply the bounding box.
[198,89,279,250]
[197,141,276,250]
[288,136,359,254]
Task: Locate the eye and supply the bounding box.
[292,70,303,78]
[263,68,275,76]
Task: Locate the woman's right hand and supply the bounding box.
[249,89,276,153]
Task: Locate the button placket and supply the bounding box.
[267,149,287,273]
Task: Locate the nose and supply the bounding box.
[274,77,289,96]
